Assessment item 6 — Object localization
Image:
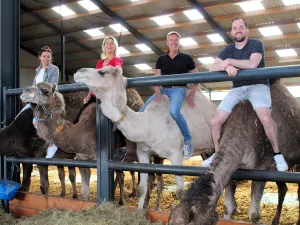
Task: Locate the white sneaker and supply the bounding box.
[201,153,215,167]
[274,154,288,171]
[46,144,58,158]
[183,142,194,160]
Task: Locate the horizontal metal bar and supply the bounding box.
[6,83,88,96]
[127,65,300,88]
[109,162,300,183]
[6,65,300,96]
[6,157,96,168]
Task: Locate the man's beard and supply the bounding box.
[234,34,246,42]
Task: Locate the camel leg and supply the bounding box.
[20,163,33,192]
[156,173,163,211]
[137,148,150,209]
[144,172,155,209]
[129,171,138,197]
[249,181,266,224]
[223,180,238,219]
[271,182,287,225]
[117,171,126,205]
[37,165,49,195]
[114,172,120,196]
[79,167,91,200]
[57,166,66,197]
[68,167,78,199]
[169,152,184,199]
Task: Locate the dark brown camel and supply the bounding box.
[169,79,300,225]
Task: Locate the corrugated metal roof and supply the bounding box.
[19,0,300,91]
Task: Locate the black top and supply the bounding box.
[156,51,196,75]
[218,39,268,88]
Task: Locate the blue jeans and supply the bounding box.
[139,88,192,143]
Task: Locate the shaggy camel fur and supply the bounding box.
[169,79,300,225]
[21,82,148,204]
[0,108,78,198]
[73,66,216,208]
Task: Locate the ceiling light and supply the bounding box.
[150,15,175,26]
[180,37,198,46]
[282,0,300,6]
[134,64,152,70]
[207,34,225,43]
[52,5,76,17]
[258,26,282,36]
[135,44,151,52]
[118,47,130,55]
[83,28,104,37]
[298,23,300,29]
[78,0,99,11]
[109,24,128,33]
[236,0,265,12]
[276,49,297,57]
[183,9,204,21]
[198,57,215,64]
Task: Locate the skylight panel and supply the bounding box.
[118,47,130,55]
[83,28,104,37]
[135,64,152,70]
[52,5,76,17]
[130,0,140,2]
[150,15,175,26]
[282,0,300,6]
[298,23,300,29]
[135,44,151,52]
[276,49,298,57]
[207,34,224,43]
[236,0,265,12]
[198,57,215,65]
[109,24,128,33]
[78,0,99,11]
[258,26,282,36]
[180,37,198,46]
[183,9,204,21]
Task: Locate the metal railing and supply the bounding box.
[2,65,300,212]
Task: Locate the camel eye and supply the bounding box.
[98,71,107,76]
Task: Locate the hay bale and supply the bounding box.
[0,205,17,224]
[15,202,163,225]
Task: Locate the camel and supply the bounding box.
[20,82,148,204]
[73,66,216,209]
[168,79,300,225]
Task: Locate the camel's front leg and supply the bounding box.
[57,166,66,197]
[37,165,49,195]
[20,163,33,192]
[137,145,150,208]
[68,167,78,199]
[79,168,91,200]
[223,180,238,219]
[249,181,266,224]
[169,152,184,199]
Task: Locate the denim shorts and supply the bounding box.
[217,84,271,112]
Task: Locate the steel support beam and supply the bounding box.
[187,0,233,44]
[20,4,100,59]
[91,0,164,56]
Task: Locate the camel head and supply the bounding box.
[21,82,65,116]
[74,66,127,100]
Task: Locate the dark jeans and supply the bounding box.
[73,96,126,147]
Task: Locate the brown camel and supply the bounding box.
[169,79,300,225]
[0,88,88,197]
[21,82,147,204]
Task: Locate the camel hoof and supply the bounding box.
[249,213,260,224]
[60,192,66,197]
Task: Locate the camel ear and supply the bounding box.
[114,66,123,77]
[52,83,57,93]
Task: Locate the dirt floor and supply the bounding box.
[24,156,298,225]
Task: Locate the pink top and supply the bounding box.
[96,56,123,69]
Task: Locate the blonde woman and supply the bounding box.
[76,37,127,161]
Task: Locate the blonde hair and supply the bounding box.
[101,36,119,59]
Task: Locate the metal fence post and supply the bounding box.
[96,99,114,206]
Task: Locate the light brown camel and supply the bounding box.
[168,79,300,225]
[73,66,216,209]
[20,82,149,204]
